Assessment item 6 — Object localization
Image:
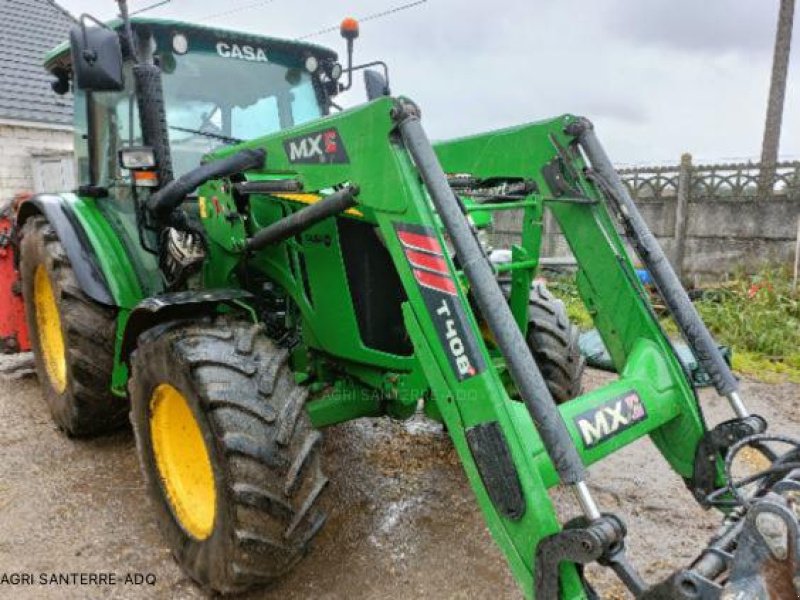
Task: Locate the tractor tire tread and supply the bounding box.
[129,317,327,594]
[527,281,585,403]
[19,215,125,436]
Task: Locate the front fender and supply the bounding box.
[120,289,255,362]
[17,194,114,305]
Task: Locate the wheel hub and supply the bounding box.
[33,264,66,393]
[149,383,216,540]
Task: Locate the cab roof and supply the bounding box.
[44,16,338,72]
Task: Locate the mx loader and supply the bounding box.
[3,1,799,597]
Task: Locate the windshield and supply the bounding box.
[159,50,321,176]
[85,48,322,185]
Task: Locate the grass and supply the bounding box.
[692,267,800,382]
[547,266,800,383]
[547,278,594,330]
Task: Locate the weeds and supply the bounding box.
[547,278,593,330]
[692,267,800,381]
[546,266,800,382]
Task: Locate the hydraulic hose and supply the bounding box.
[245,186,359,251]
[147,149,266,219]
[396,105,591,495]
[571,118,743,407]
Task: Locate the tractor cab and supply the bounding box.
[45,19,341,183]
[41,18,363,296]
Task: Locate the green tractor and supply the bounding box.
[10,1,800,596]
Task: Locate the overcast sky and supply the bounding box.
[56,0,798,165]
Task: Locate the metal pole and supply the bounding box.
[396,108,600,520]
[793,214,799,292]
[572,119,748,418]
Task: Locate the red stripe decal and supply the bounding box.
[414,269,457,295]
[405,248,449,274]
[397,230,442,254]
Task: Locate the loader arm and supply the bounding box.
[195,95,797,598]
[202,97,592,596]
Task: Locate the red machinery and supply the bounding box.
[0,193,31,353]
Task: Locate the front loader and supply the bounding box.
[5,1,800,596]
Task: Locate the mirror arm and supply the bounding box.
[77,14,115,64]
[342,61,391,90]
[340,38,355,91]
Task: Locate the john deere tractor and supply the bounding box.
[8,1,800,596]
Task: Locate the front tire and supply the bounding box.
[19,215,124,435]
[129,317,328,594]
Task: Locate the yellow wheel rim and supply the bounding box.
[150,384,217,540]
[33,264,67,393]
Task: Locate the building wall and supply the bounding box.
[0,121,73,200]
[493,199,800,282]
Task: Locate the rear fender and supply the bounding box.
[16,194,114,306]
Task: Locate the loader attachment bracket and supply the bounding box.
[690,415,768,506]
[726,497,800,598]
[641,570,722,599]
[642,494,800,599]
[535,514,644,598]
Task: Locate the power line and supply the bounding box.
[130,0,172,16]
[298,0,428,40]
[197,0,279,22]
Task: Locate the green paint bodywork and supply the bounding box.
[41,21,728,599]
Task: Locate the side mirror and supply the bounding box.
[70,16,124,92]
[364,69,390,101]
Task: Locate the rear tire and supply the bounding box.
[19,215,124,436]
[526,281,585,403]
[497,278,584,403]
[129,317,328,594]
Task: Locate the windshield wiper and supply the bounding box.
[169,125,243,145]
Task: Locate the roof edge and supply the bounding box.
[0,116,74,132]
[46,0,78,25]
[44,16,338,70]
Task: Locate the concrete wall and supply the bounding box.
[637,196,800,279]
[490,160,800,281]
[0,121,73,200]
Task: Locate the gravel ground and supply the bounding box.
[0,360,798,599]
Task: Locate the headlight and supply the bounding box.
[172,33,189,55]
[304,55,319,74]
[119,146,156,170]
